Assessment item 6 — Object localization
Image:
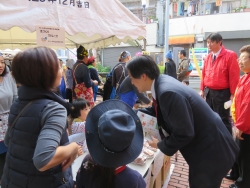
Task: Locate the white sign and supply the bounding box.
[36,26,65,47]
[189,48,209,70]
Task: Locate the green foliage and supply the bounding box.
[158,65,165,74]
[96,62,111,73]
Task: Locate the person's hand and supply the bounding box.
[200,90,204,98]
[148,136,159,149]
[61,143,78,171]
[236,129,244,140]
[92,80,98,86]
[147,101,153,107]
[230,94,234,101]
[77,145,83,156]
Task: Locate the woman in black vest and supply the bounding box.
[1,47,78,188]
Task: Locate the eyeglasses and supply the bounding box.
[237,56,250,62]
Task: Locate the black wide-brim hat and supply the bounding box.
[85,100,143,168]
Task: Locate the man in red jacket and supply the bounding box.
[200,33,240,135]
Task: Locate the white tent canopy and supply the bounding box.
[0,0,146,50]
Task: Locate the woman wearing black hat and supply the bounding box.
[73,46,98,107]
[76,100,146,188]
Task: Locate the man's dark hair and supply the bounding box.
[71,98,90,118]
[12,47,59,90]
[126,55,160,80]
[179,50,186,57]
[206,33,223,44]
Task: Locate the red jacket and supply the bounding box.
[200,46,240,94]
[233,73,250,134]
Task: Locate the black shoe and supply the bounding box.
[229,184,238,188]
[225,174,238,181]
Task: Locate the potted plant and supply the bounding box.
[243,6,250,12]
[235,7,241,12]
[231,8,236,13]
[149,16,154,23]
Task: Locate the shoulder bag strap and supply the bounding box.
[115,64,125,90]
[73,63,82,85]
[9,100,35,134]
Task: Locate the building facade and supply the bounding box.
[118,0,250,58]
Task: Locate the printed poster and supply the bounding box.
[137,111,161,141]
[36,26,65,47]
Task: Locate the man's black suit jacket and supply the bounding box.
[145,75,239,185]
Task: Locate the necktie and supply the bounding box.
[152,97,166,139]
[152,98,158,118]
[212,55,216,64]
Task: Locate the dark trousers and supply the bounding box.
[189,166,224,188]
[233,134,250,188]
[103,81,113,101]
[0,152,6,179]
[206,88,232,134]
[65,88,72,103]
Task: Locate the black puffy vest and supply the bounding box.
[1,99,73,188]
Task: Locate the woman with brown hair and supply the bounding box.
[1,47,78,188]
[230,45,250,188]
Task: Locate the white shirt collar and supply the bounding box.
[213,47,222,57]
[151,79,156,99]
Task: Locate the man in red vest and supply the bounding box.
[200,33,240,135]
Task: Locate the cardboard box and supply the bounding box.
[161,155,171,185]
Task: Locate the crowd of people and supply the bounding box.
[0,32,249,188]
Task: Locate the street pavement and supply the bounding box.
[167,153,234,188]
[189,76,201,91]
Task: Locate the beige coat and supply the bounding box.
[177,57,189,82]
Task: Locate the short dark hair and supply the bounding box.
[0,56,7,77]
[179,50,186,57]
[240,45,250,54]
[126,55,160,80]
[71,98,90,119]
[206,33,223,44]
[12,47,59,90]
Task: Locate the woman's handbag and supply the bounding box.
[73,63,94,106]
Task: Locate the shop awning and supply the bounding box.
[169,35,195,45]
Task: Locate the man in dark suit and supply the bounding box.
[127,55,239,188]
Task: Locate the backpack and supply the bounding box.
[105,69,113,83]
[186,60,193,76]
